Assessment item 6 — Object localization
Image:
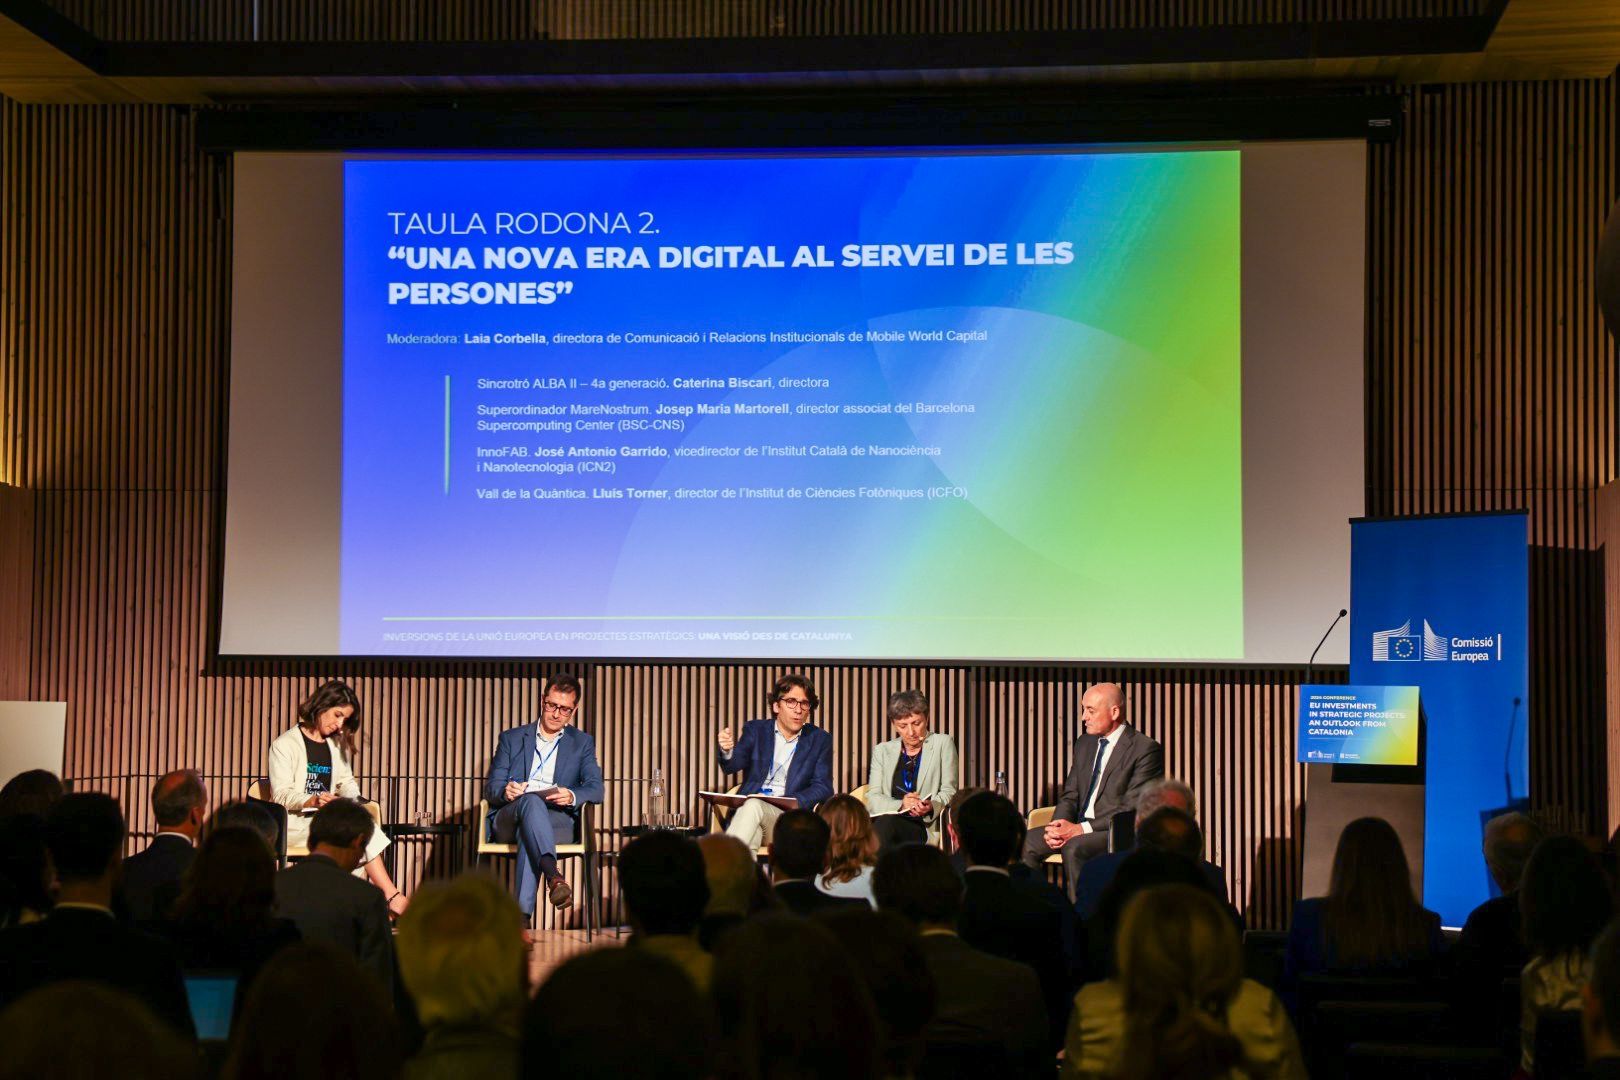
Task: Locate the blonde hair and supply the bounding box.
[698,833,757,916]
[1116,884,1244,1080]
[395,873,526,1029]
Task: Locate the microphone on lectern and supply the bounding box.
[1306,608,1349,683]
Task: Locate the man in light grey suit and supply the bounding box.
[866,690,958,850]
[1020,682,1163,896]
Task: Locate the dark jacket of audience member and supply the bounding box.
[223,943,402,1080]
[527,947,716,1080]
[820,906,937,1077]
[1088,845,1237,980]
[1518,834,1616,1075]
[873,843,1048,1076]
[273,800,395,992]
[122,770,208,925]
[770,809,868,917]
[0,813,52,928]
[0,793,194,1038]
[1450,811,1545,1037]
[0,981,200,1080]
[1072,805,1230,921]
[619,830,713,992]
[954,792,1073,1049]
[1283,817,1443,998]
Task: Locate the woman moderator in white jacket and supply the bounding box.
[866,689,959,851]
[268,680,407,916]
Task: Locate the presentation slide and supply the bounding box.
[221,142,1367,662]
[1296,684,1420,766]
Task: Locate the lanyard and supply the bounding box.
[763,737,799,793]
[900,749,922,793]
[530,736,561,783]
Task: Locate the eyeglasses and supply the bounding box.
[543,701,577,718]
[778,697,812,713]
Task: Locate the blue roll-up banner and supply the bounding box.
[1349,512,1529,927]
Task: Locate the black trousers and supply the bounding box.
[873,813,930,851]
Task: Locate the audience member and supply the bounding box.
[1062,884,1305,1080]
[0,792,193,1036]
[222,942,402,1080]
[619,829,713,992]
[1581,918,1620,1079]
[712,913,881,1080]
[0,813,52,927]
[0,769,63,821]
[955,791,1073,1049]
[273,799,395,992]
[0,982,199,1080]
[526,947,715,1080]
[820,907,937,1079]
[697,833,759,949]
[208,799,281,851]
[1519,834,1616,1075]
[396,873,525,1080]
[163,826,300,1006]
[873,842,1048,1074]
[945,785,988,876]
[1072,779,1228,919]
[1088,845,1233,979]
[1450,811,1546,1038]
[769,809,866,916]
[818,793,879,907]
[1283,817,1442,992]
[122,768,208,924]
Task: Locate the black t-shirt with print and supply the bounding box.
[302,734,334,796]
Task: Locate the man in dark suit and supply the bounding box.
[1071,778,1228,920]
[484,672,605,915]
[874,843,1048,1076]
[121,768,207,924]
[1582,920,1620,1078]
[274,799,395,991]
[716,674,834,847]
[1452,811,1545,1039]
[955,792,1072,1051]
[0,793,194,1037]
[770,810,867,917]
[1021,682,1163,896]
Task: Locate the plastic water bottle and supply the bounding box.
[648,768,666,828]
[994,770,1008,799]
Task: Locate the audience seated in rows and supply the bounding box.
[273,799,395,991]
[820,908,937,1078]
[945,785,988,877]
[525,947,715,1080]
[711,913,882,1080]
[0,813,52,928]
[770,809,867,916]
[207,798,281,850]
[395,873,525,1080]
[696,832,765,949]
[1583,918,1620,1079]
[873,841,1048,1075]
[954,791,1073,1050]
[0,769,64,821]
[1451,810,1546,1040]
[1072,778,1228,920]
[222,943,402,1080]
[123,768,207,924]
[1088,820,1239,979]
[0,792,193,1037]
[1518,833,1615,1075]
[0,981,198,1080]
[1283,816,1442,994]
[817,794,879,907]
[1062,883,1305,1080]
[619,829,713,992]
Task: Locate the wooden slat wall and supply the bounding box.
[2,71,1617,929]
[0,485,34,701]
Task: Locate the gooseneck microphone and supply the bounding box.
[1306,608,1349,683]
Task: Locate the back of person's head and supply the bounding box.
[1325,817,1431,968]
[151,769,207,829]
[873,842,961,928]
[1135,778,1197,820]
[1484,811,1547,894]
[954,792,1025,868]
[819,908,935,1077]
[0,982,197,1080]
[172,826,277,933]
[397,873,526,1031]
[818,794,878,885]
[308,799,374,851]
[46,792,124,884]
[711,914,881,1080]
[524,947,714,1080]
[771,809,831,881]
[207,800,279,850]
[1584,918,1620,1057]
[0,814,52,928]
[1137,807,1204,861]
[224,943,401,1080]
[619,830,709,936]
[1094,848,1218,978]
[0,770,64,821]
[698,833,756,917]
[1522,834,1615,961]
[1116,885,1245,1080]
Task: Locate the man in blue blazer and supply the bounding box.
[716,674,834,847]
[484,673,604,915]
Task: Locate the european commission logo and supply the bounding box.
[1372,619,1500,663]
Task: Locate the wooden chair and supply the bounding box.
[848,784,869,805]
[246,780,381,866]
[1027,806,1063,866]
[476,798,597,941]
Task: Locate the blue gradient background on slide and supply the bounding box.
[340,150,1241,658]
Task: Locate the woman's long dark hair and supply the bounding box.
[171,826,277,935]
[1522,834,1614,962]
[1323,817,1432,969]
[296,680,363,759]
